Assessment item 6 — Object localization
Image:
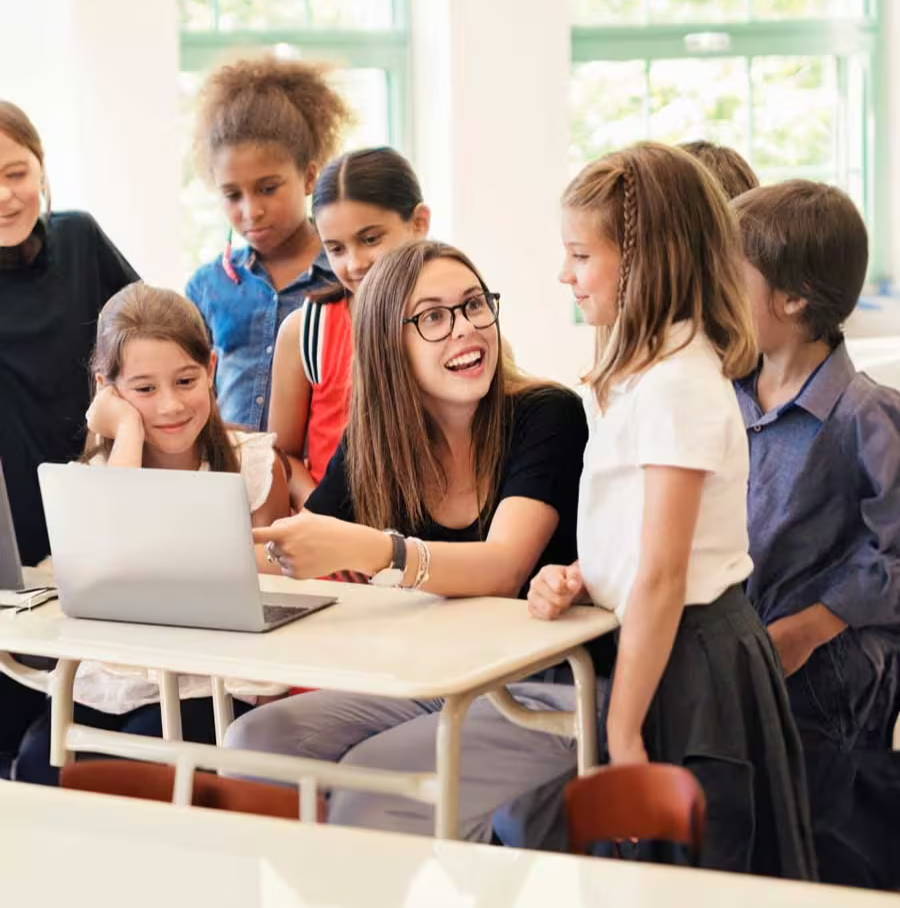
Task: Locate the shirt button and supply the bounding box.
[752,426,763,433]
[265,345,273,355]
[255,396,264,406]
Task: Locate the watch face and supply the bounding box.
[370,567,405,588]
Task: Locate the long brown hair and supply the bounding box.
[346,240,539,533]
[563,142,757,408]
[86,283,239,473]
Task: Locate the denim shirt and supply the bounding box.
[734,342,900,629]
[186,245,334,429]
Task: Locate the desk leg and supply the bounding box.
[435,690,477,840]
[49,658,79,769]
[158,671,183,741]
[211,677,234,747]
[300,776,318,823]
[566,645,598,774]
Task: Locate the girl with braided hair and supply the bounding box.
[528,142,816,877]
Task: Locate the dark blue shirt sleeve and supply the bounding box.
[818,390,900,628]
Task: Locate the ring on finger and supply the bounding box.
[265,540,278,564]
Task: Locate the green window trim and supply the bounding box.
[179,0,411,153]
[571,1,890,285]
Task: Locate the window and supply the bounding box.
[569,0,887,281]
[179,0,410,274]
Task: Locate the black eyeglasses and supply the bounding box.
[402,291,500,342]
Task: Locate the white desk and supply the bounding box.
[2,781,892,908]
[0,576,617,838]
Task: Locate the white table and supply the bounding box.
[0,575,616,838]
[2,781,893,908]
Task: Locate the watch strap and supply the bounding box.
[386,530,407,573]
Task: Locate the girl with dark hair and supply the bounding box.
[0,99,138,777]
[186,57,352,431]
[14,283,291,786]
[269,147,430,505]
[225,241,595,843]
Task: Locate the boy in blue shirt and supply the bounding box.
[733,180,900,889]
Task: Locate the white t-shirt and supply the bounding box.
[577,322,753,622]
[74,430,287,714]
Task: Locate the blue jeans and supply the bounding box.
[787,626,900,888]
[787,626,900,751]
[0,672,47,778]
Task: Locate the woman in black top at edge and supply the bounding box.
[0,101,138,776]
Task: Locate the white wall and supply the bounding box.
[4,1,898,384]
[412,1,593,384]
[2,0,181,288]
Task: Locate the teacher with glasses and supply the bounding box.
[228,240,597,846]
[253,239,586,599]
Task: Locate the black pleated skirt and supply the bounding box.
[603,585,818,879]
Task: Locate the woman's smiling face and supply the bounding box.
[402,257,500,418]
[0,130,42,247]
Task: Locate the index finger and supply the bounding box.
[251,526,282,544]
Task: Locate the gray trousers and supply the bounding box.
[224,682,593,845]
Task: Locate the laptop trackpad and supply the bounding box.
[259,591,336,628]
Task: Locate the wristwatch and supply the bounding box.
[369,530,407,587]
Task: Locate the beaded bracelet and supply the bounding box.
[405,536,432,590]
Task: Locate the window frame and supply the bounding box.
[570,0,888,282]
[179,0,411,153]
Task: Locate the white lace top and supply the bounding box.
[73,430,289,714]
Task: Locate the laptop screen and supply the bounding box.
[0,461,25,591]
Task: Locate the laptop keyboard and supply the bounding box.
[262,604,308,625]
[259,592,336,627]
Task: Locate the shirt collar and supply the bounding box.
[241,244,331,281]
[609,319,703,399]
[793,341,855,421]
[232,244,256,271]
[0,215,47,271]
[735,341,855,426]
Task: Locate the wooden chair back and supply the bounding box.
[61,759,324,821]
[566,763,706,863]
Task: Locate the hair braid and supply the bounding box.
[616,164,638,309]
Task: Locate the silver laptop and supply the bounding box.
[37,462,336,632]
[0,461,56,600]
